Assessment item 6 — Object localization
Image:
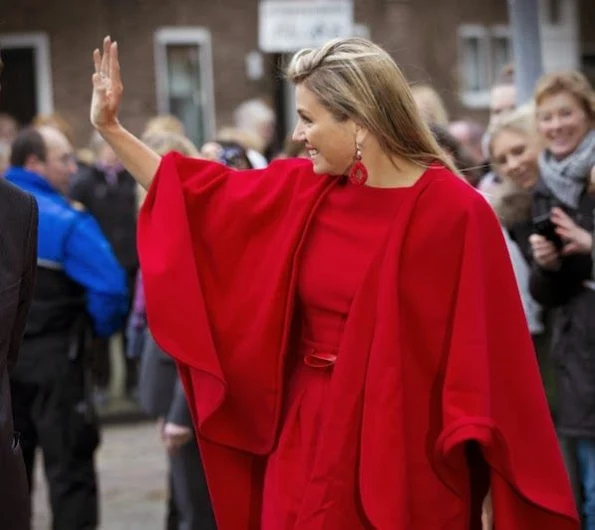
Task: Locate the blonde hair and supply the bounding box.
[410,84,450,126]
[534,71,595,122]
[286,37,456,173]
[487,104,539,159]
[137,132,200,208]
[142,114,186,137]
[142,131,199,158]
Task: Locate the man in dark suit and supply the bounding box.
[0,176,38,530]
[0,53,39,530]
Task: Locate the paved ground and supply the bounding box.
[32,421,169,530]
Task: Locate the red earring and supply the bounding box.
[349,143,368,185]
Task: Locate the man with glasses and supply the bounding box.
[4,126,128,529]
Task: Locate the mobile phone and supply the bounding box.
[533,213,564,250]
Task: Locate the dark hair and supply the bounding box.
[214,140,253,170]
[10,127,47,167]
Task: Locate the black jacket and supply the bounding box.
[70,164,138,271]
[0,178,37,530]
[530,178,595,436]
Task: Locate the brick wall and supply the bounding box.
[1,0,506,148]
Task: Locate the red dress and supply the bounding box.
[139,154,579,530]
[262,180,410,528]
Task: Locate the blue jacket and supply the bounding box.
[5,167,129,337]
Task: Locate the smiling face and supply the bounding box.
[536,91,591,160]
[292,83,357,175]
[491,129,540,190]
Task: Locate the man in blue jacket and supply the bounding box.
[5,125,128,530]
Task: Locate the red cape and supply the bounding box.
[138,153,578,530]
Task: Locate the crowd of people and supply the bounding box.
[0,33,593,530]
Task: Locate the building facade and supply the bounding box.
[0,0,591,150]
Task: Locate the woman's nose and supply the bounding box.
[292,123,305,142]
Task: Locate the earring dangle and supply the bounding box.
[349,143,368,185]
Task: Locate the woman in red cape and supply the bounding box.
[90,36,579,529]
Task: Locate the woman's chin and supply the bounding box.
[310,159,326,175]
[310,158,340,176]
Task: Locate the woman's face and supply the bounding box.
[491,129,540,190]
[292,84,356,175]
[536,91,590,160]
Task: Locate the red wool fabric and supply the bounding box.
[138,153,578,530]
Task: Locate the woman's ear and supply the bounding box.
[355,124,369,146]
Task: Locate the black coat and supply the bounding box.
[70,164,138,272]
[0,178,37,530]
[530,178,595,437]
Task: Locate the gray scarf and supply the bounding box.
[538,129,595,208]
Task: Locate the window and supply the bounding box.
[490,25,513,83]
[0,32,53,124]
[154,28,215,148]
[461,34,485,93]
[458,24,513,108]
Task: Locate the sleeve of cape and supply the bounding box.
[137,152,307,530]
[431,189,579,528]
[137,152,230,416]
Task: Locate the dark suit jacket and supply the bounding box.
[0,177,38,530]
[138,331,192,428]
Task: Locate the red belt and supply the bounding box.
[300,340,338,368]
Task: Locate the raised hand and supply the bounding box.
[90,36,123,130]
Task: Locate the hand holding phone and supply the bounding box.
[529,234,561,270]
[533,212,564,250]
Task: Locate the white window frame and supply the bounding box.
[154,27,216,142]
[490,24,513,82]
[0,32,54,115]
[458,24,490,108]
[458,24,513,109]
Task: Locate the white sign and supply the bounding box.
[259,1,354,53]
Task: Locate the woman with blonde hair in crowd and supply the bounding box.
[488,104,542,259]
[486,105,550,394]
[90,36,577,529]
[527,70,595,529]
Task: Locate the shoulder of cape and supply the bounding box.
[420,166,493,217]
